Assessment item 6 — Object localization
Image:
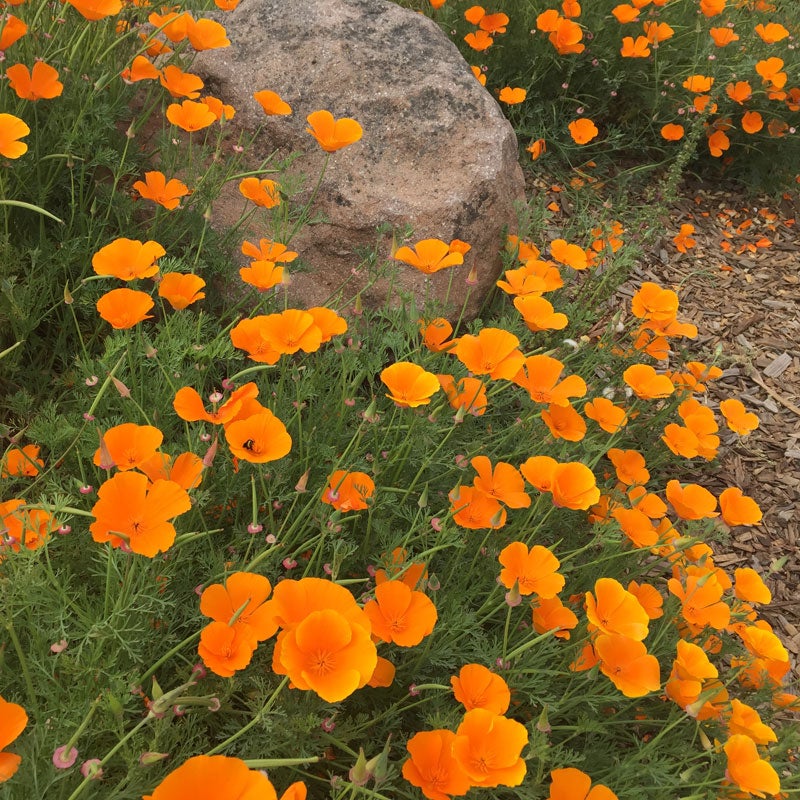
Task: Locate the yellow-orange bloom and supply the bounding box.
[568,118,598,144]
[66,0,122,20]
[394,238,464,274]
[450,664,510,715]
[92,238,165,280]
[380,362,441,407]
[96,288,154,329]
[403,730,472,800]
[0,114,30,159]
[0,695,28,783]
[254,90,292,115]
[363,581,437,646]
[238,177,281,208]
[547,767,619,800]
[133,171,189,210]
[165,100,216,132]
[306,110,362,152]
[158,272,205,310]
[7,62,63,101]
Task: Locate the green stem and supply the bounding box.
[3,618,38,712]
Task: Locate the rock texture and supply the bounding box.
[196,0,525,318]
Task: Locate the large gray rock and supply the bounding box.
[196,0,525,318]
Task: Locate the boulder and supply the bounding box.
[195,0,526,319]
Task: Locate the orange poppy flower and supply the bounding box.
[550,239,589,270]
[381,362,441,408]
[306,307,347,342]
[66,0,122,20]
[0,695,28,783]
[173,382,258,425]
[584,398,628,433]
[666,480,718,520]
[90,472,191,556]
[402,729,472,800]
[611,4,639,23]
[0,114,30,159]
[672,224,696,254]
[682,75,713,93]
[122,55,160,84]
[158,272,205,310]
[542,403,586,441]
[7,62,63,102]
[549,18,585,54]
[551,462,599,510]
[305,110,363,152]
[139,451,204,491]
[453,709,528,788]
[707,129,730,158]
[438,375,488,416]
[239,261,283,292]
[394,238,464,275]
[756,58,786,88]
[586,577,649,640]
[513,295,568,332]
[166,99,217,132]
[527,138,546,160]
[449,484,506,529]
[643,20,673,44]
[96,287,154,329]
[660,123,684,141]
[668,572,730,631]
[133,171,189,210]
[198,620,257,677]
[498,87,526,104]
[741,111,764,135]
[420,318,455,352]
[364,581,437,646]
[726,81,752,105]
[143,755,278,800]
[719,398,759,435]
[238,177,281,208]
[612,508,659,548]
[568,118,598,144]
[159,65,204,99]
[728,700,777,746]
[200,95,235,122]
[665,639,719,712]
[450,664,510,714]
[92,238,165,280]
[595,634,661,698]
[374,547,427,590]
[531,595,579,639]
[498,542,564,598]
[755,22,789,44]
[627,486,667,519]
[1,444,43,477]
[471,456,530,508]
[734,568,771,605]
[148,10,192,42]
[322,470,374,512]
[464,29,494,51]
[700,0,725,15]
[723,735,781,798]
[627,580,663,619]
[623,364,675,400]
[186,17,230,50]
[0,499,57,553]
[548,767,618,800]
[367,656,396,688]
[452,328,524,380]
[709,26,738,46]
[0,15,26,50]
[200,571,277,645]
[562,0,581,16]
[254,90,292,116]
[620,35,650,58]
[719,487,762,527]
[519,455,558,493]
[513,355,587,406]
[276,608,377,702]
[224,410,292,464]
[229,318,279,363]
[93,423,163,471]
[607,448,648,486]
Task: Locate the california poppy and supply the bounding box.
[586,577,649,640]
[452,709,528,788]
[241,238,298,264]
[584,398,627,434]
[723,735,781,798]
[200,572,277,645]
[513,355,587,406]
[0,499,58,553]
[307,307,347,342]
[90,471,191,556]
[709,26,738,46]
[513,295,568,332]
[449,485,506,529]
[719,398,759,435]
[568,118,598,144]
[0,15,26,50]
[498,542,564,598]
[198,621,257,677]
[665,480,718,520]
[531,595,579,639]
[306,110,362,152]
[363,581,437,646]
[92,238,165,280]
[186,17,230,50]
[498,87,526,104]
[322,470,374,512]
[548,17,585,54]
[667,572,730,631]
[381,362,441,407]
[96,288,154,329]
[229,318,280,363]
[438,375,488,416]
[159,65,204,99]
[471,456,530,508]
[742,111,764,135]
[93,423,163,471]
[254,90,292,116]
[201,96,236,122]
[148,10,192,42]
[239,177,281,208]
[623,364,675,400]
[627,580,663,620]
[173,382,258,425]
[643,21,673,44]
[67,0,122,19]
[547,767,619,800]
[1,444,43,477]
[402,730,472,800]
[143,755,279,800]
[607,448,649,486]
[122,55,160,84]
[420,318,455,352]
[550,239,589,270]
[551,462,600,510]
[165,99,217,132]
[6,61,63,102]
[158,272,205,310]
[133,171,189,210]
[451,664,510,714]
[393,238,464,275]
[596,634,661,698]
[734,568,771,605]
[755,22,789,44]
[275,608,377,702]
[620,35,650,58]
[0,695,28,783]
[542,403,586,441]
[0,114,30,159]
[139,451,204,491]
[224,410,292,464]
[728,699,777,746]
[719,487,762,527]
[660,123,684,142]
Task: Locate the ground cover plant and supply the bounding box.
[1,1,799,799]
